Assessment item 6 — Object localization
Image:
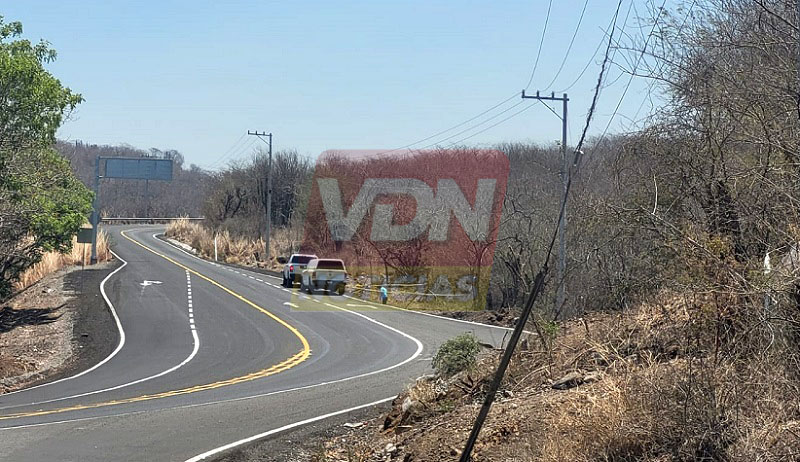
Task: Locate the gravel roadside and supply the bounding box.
[0,260,120,394]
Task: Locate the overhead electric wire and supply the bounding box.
[205,133,247,170]
[626,0,697,128]
[414,100,528,150]
[591,0,669,152]
[459,3,624,460]
[542,0,590,92]
[213,137,257,171]
[524,0,555,89]
[376,92,519,156]
[556,0,634,94]
[445,102,539,147]
[376,0,555,154]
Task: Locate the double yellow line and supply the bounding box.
[0,230,310,421]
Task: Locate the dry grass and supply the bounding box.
[13,230,111,292]
[165,217,295,270]
[332,294,800,462]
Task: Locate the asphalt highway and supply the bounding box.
[0,225,513,461]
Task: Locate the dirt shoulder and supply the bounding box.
[0,260,120,394]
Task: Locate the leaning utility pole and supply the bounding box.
[521,90,568,314]
[248,130,273,263]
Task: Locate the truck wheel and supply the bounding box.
[306,282,313,294]
[335,283,345,296]
[282,275,287,287]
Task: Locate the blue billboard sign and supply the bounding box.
[103,157,173,181]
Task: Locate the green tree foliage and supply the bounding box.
[0,17,91,299]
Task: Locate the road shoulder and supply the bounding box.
[0,261,120,394]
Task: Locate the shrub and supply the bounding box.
[432,333,481,377]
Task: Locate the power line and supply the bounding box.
[574,0,624,153]
[445,102,538,147]
[375,92,520,156]
[556,0,634,94]
[524,0,554,89]
[414,100,528,150]
[459,3,625,460]
[213,137,257,170]
[542,0,590,92]
[205,133,247,170]
[372,0,555,156]
[625,0,697,128]
[366,0,552,155]
[591,0,669,152]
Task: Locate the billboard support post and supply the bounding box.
[91,156,100,264]
[89,155,174,264]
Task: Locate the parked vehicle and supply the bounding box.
[300,258,347,295]
[282,253,317,287]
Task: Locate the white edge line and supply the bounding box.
[157,234,519,333]
[2,250,128,397]
[2,246,202,408]
[2,230,513,433]
[2,293,421,433]
[184,396,394,462]
[181,303,424,462]
[7,324,199,410]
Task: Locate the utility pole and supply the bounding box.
[248,130,273,263]
[521,90,568,315]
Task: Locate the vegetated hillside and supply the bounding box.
[56,140,212,218]
[319,292,799,461]
[326,0,800,460]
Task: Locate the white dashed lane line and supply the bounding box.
[186,270,196,331]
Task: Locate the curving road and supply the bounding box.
[0,225,511,462]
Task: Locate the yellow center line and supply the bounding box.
[0,230,311,421]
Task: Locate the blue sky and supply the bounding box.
[5,1,664,168]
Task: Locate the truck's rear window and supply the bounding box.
[291,256,314,264]
[316,260,344,270]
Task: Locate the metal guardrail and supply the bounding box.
[100,217,205,223]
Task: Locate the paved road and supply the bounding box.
[0,226,511,461]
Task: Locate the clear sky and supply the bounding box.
[5,1,664,169]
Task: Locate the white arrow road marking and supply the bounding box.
[1,250,128,397]
[140,280,163,287]
[282,302,298,308]
[0,258,199,409]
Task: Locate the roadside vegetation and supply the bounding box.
[165,217,296,270]
[431,333,481,378]
[225,1,800,460]
[0,17,95,300]
[13,230,111,292]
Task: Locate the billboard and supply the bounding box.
[103,157,173,181]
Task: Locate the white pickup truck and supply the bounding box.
[282,253,317,287]
[300,258,347,295]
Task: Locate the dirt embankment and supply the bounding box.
[0,261,120,394]
[217,296,800,462]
